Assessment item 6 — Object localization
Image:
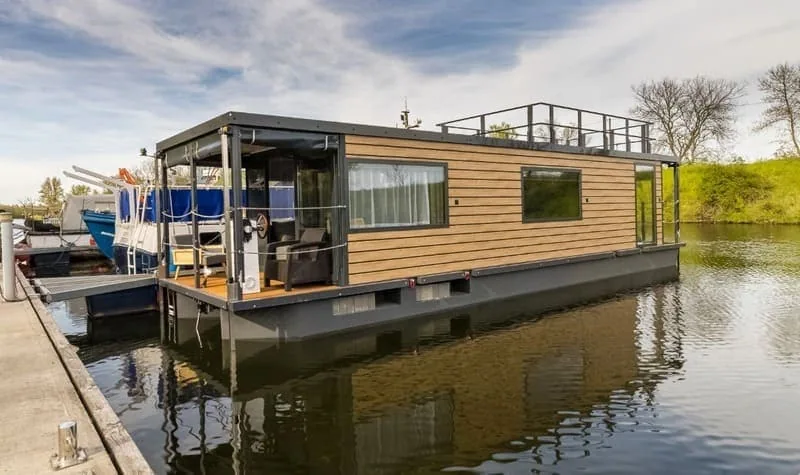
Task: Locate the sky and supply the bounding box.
[1,0,799,203]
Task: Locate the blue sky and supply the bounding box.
[1,0,799,202]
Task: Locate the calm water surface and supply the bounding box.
[50,224,800,474]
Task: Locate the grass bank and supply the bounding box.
[663,158,800,224]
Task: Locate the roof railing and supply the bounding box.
[436,102,654,154]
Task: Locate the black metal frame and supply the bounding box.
[156,111,677,168]
[520,166,583,223]
[634,162,658,246]
[346,157,450,233]
[436,102,656,155]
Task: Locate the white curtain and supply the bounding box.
[349,162,441,229]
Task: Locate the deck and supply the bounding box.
[173,274,335,301]
[1,267,152,473]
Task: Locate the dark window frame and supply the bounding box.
[520,166,583,223]
[346,157,449,233]
[634,162,658,246]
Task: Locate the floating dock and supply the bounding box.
[0,265,153,474]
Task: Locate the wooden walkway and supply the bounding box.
[0,268,152,474]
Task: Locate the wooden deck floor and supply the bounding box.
[173,274,334,301]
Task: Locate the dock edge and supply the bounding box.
[15,265,154,475]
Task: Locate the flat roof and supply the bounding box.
[155,111,678,164]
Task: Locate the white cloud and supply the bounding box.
[1,0,799,203]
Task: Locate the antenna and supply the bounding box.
[400,97,422,129]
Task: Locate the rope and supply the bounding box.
[239,205,346,211]
[239,242,348,256]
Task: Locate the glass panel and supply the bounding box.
[298,162,332,229]
[635,164,656,244]
[522,168,581,221]
[348,161,446,230]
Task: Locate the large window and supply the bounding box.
[348,160,447,230]
[521,167,582,222]
[635,164,656,245]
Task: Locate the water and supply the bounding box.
[49,224,800,474]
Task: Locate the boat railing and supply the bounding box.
[436,102,654,154]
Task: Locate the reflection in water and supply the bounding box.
[51,224,800,474]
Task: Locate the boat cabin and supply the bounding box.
[155,102,681,339]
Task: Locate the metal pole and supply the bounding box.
[602,114,608,149]
[548,104,556,144]
[526,105,534,143]
[0,211,16,301]
[577,110,584,147]
[625,118,631,152]
[50,420,87,469]
[231,127,244,301]
[479,115,486,136]
[155,157,162,279]
[220,129,236,295]
[640,125,647,153]
[190,157,200,288]
[674,164,680,244]
[160,160,171,278]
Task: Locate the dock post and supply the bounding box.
[0,211,15,301]
[49,420,87,470]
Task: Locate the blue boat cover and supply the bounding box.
[118,188,295,222]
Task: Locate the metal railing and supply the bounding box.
[436,102,654,154]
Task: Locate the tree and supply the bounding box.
[754,62,800,157]
[70,184,91,196]
[38,177,64,215]
[630,76,745,163]
[487,122,518,139]
[535,123,579,145]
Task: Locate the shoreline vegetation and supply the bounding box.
[663,158,800,225]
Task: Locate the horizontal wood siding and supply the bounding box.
[345,136,652,285]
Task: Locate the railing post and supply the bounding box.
[640,125,647,153]
[527,105,533,143]
[609,128,615,152]
[548,104,556,144]
[0,211,15,301]
[643,124,651,153]
[602,114,608,149]
[577,110,584,147]
[625,118,631,152]
[440,125,449,134]
[479,115,486,136]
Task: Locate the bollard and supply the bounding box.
[50,420,87,470]
[0,211,15,301]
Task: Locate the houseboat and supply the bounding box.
[155,102,682,342]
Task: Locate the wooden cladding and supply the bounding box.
[345,135,662,285]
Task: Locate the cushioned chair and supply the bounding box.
[264,227,332,291]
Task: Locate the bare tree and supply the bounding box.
[630,76,745,163]
[535,123,579,145]
[754,62,800,156]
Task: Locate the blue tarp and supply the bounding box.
[118,187,295,222]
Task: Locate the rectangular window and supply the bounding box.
[521,167,582,222]
[635,164,656,245]
[348,160,447,230]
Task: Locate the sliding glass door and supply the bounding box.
[635,164,656,245]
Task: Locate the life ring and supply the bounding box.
[256,213,269,239]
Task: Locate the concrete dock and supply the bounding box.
[0,267,153,474]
